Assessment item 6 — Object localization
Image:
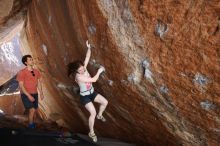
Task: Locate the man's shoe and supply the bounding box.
[28,123,36,129]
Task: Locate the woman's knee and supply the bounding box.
[90,109,97,117]
[103,99,108,107]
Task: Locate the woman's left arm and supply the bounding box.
[84,40,91,68]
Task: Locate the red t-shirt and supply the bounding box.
[16,67,41,94]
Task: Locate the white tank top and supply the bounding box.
[76,70,94,95]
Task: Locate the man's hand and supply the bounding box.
[40,92,44,100]
[86,40,91,49]
[28,95,35,102]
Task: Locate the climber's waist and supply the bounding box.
[80,87,94,96]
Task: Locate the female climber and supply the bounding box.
[67,41,108,142]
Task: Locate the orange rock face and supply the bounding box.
[0,0,29,84]
[0,0,220,146]
[0,94,24,115]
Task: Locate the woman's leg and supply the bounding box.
[94,94,108,117]
[85,102,97,133]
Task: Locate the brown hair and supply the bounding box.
[22,55,32,66]
[67,60,84,77]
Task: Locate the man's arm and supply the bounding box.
[84,40,91,68]
[19,81,35,102]
[37,78,44,100]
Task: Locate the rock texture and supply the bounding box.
[0,0,29,84]
[0,0,220,146]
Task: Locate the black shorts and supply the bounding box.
[80,92,98,106]
[21,94,38,109]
